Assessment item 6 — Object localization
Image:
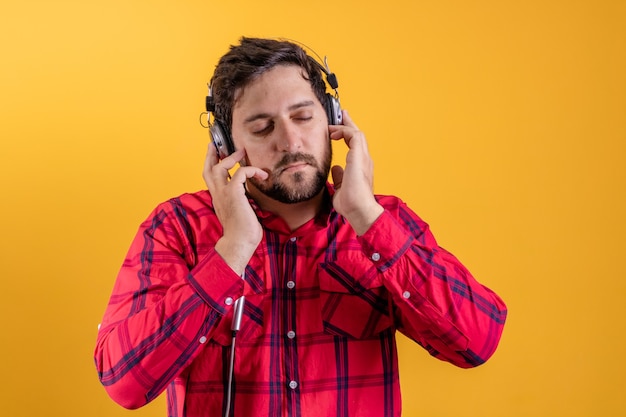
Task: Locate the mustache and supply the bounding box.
[274,152,317,170]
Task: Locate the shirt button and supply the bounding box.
[290,237,297,242]
[287,331,296,339]
[286,280,295,289]
[289,380,298,390]
[199,336,207,344]
[402,291,411,299]
[225,297,234,306]
[371,252,381,261]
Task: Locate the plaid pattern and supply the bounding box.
[95,185,507,417]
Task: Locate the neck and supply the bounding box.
[247,185,326,231]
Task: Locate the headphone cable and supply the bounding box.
[224,276,246,417]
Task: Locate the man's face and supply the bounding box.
[230,64,331,204]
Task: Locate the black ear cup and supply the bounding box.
[325,94,343,125]
[209,120,235,159]
[205,92,235,159]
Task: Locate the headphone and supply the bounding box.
[204,53,342,160]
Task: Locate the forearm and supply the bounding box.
[95,283,220,408]
[387,244,507,367]
[358,205,507,367]
[95,244,245,408]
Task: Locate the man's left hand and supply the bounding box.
[328,110,384,236]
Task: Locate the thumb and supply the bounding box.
[331,165,344,189]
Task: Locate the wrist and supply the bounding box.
[215,237,257,275]
[345,203,384,236]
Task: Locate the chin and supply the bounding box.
[251,173,326,205]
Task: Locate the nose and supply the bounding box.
[277,120,302,152]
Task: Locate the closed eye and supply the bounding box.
[292,110,313,122]
[252,122,274,136]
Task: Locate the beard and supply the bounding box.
[249,142,332,204]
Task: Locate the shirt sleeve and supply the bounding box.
[94,201,244,409]
[357,200,507,368]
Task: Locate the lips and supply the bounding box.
[275,153,317,175]
[280,162,308,173]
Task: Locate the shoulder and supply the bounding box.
[141,190,216,228]
[374,193,430,233]
[137,190,223,246]
[154,190,214,214]
[374,194,407,213]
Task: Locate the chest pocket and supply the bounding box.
[317,255,393,339]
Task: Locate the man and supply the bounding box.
[95,37,507,417]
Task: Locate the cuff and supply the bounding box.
[357,210,414,272]
[186,248,245,315]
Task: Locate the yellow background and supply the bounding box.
[1,0,624,416]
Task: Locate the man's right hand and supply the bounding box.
[203,144,268,275]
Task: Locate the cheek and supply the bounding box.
[245,148,276,170]
[315,131,332,156]
[307,123,330,148]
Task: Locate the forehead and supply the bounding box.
[233,65,319,113]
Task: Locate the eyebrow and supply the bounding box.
[243,100,316,124]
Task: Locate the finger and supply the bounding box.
[340,109,358,129]
[228,168,268,190]
[203,143,220,182]
[219,149,246,171]
[328,124,356,141]
[204,147,244,186]
[331,165,344,189]
[204,142,218,166]
[328,110,360,142]
[328,125,368,153]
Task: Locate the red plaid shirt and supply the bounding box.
[95,185,507,417]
